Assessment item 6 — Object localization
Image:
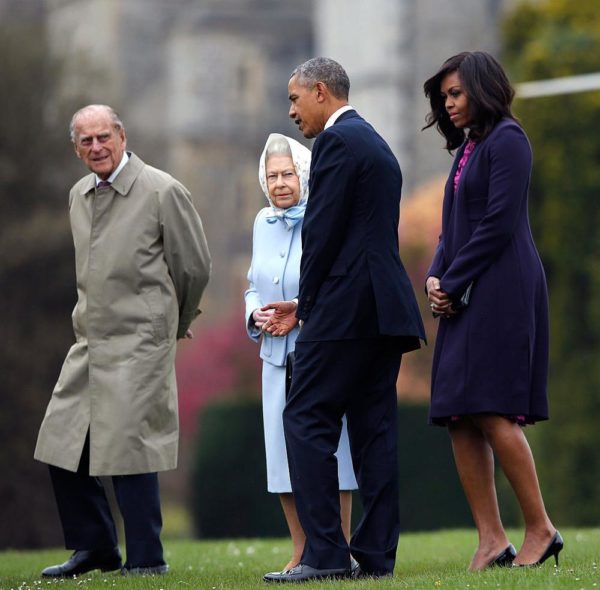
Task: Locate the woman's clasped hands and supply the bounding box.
[426,276,457,319]
[252,307,275,331]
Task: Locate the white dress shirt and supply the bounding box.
[324,105,355,130]
[95,151,129,186]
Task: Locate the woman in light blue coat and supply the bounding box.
[245,134,357,572]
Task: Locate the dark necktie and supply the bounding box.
[97,180,111,189]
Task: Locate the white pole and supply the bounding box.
[516,72,600,98]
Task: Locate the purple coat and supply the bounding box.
[428,118,549,423]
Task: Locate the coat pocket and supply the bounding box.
[261,334,273,358]
[142,286,169,343]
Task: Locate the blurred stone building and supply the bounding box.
[315,0,510,190]
[40,0,511,316]
[43,0,312,316]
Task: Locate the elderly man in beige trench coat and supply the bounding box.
[34,104,211,578]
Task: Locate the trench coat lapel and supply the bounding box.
[75,152,146,198]
[111,153,145,196]
[77,175,96,197]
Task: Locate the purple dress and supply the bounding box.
[428,119,549,425]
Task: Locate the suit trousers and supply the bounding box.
[283,337,403,575]
[48,433,165,569]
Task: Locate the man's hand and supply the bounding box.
[261,300,299,337]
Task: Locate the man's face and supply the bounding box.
[73,110,126,179]
[288,74,324,139]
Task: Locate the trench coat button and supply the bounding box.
[273,277,279,284]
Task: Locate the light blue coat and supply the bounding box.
[245,207,302,367]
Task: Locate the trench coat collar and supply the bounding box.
[77,152,145,197]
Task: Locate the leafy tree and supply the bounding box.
[0,20,93,548]
[501,0,600,525]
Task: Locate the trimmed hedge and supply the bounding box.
[190,399,477,538]
[190,398,287,538]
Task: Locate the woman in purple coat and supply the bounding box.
[423,52,562,571]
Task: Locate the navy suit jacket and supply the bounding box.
[296,110,425,348]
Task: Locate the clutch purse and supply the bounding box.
[285,351,295,398]
[452,281,473,311]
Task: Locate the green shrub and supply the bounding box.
[190,397,288,538]
[397,404,472,531]
[190,399,474,538]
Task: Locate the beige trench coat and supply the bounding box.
[34,153,211,475]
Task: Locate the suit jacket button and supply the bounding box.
[272,277,279,284]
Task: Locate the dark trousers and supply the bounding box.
[48,434,165,569]
[283,338,402,575]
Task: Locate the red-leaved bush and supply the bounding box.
[176,312,261,438]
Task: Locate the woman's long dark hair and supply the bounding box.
[423,51,517,151]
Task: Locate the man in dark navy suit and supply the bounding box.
[262,58,425,583]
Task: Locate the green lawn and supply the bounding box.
[0,529,598,590]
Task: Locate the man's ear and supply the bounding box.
[314,81,329,103]
[73,142,82,160]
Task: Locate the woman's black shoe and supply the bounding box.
[513,530,564,568]
[488,544,516,568]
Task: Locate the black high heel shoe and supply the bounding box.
[513,530,564,567]
[488,544,516,568]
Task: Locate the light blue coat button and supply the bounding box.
[273,277,279,284]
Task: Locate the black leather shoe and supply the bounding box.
[487,544,517,568]
[350,560,393,580]
[41,548,122,577]
[121,564,169,575]
[263,563,350,583]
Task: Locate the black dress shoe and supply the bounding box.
[121,564,169,575]
[487,544,517,568]
[350,560,393,580]
[263,563,350,583]
[41,548,122,577]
